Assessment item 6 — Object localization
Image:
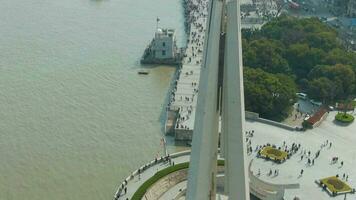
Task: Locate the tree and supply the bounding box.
[286,43,325,79]
[244,67,297,121]
[307,77,335,102]
[241,15,356,118]
[323,48,356,66]
[305,32,338,52]
[308,64,356,101]
[244,39,290,74]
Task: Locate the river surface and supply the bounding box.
[0,0,186,199]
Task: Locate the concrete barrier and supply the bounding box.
[245,111,298,131]
[245,111,259,120]
[256,118,297,131]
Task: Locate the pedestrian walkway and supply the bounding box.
[167,0,208,136]
[115,153,190,200]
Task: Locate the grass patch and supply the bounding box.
[320,176,352,195]
[335,113,354,123]
[131,160,225,200]
[259,146,288,162]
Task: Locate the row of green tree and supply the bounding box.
[242,15,356,120]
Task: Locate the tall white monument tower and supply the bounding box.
[186,0,250,199]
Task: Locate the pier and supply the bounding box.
[165,0,209,140]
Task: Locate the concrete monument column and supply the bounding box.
[186,0,249,199]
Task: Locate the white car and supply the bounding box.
[296,92,307,99]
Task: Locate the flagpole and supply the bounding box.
[156,17,160,30]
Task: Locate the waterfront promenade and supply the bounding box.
[114,151,191,200]
[166,0,208,137]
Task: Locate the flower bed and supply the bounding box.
[318,176,353,196]
[258,146,288,163]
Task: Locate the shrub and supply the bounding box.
[335,113,354,123]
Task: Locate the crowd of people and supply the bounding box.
[246,131,350,184]
[168,0,209,131]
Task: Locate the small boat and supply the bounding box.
[138,69,149,75]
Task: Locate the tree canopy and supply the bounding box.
[307,64,355,102]
[242,15,356,114]
[244,67,297,121]
[242,15,356,113]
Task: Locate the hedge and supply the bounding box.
[131,160,225,200]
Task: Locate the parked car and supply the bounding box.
[296,92,307,100]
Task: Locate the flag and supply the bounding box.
[156,17,160,22]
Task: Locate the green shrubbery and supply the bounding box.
[131,163,189,199]
[131,160,225,200]
[335,113,354,123]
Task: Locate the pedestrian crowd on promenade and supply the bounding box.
[115,154,174,199]
[168,0,209,131]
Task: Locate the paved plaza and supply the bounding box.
[247,111,356,199]
[116,110,356,200]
